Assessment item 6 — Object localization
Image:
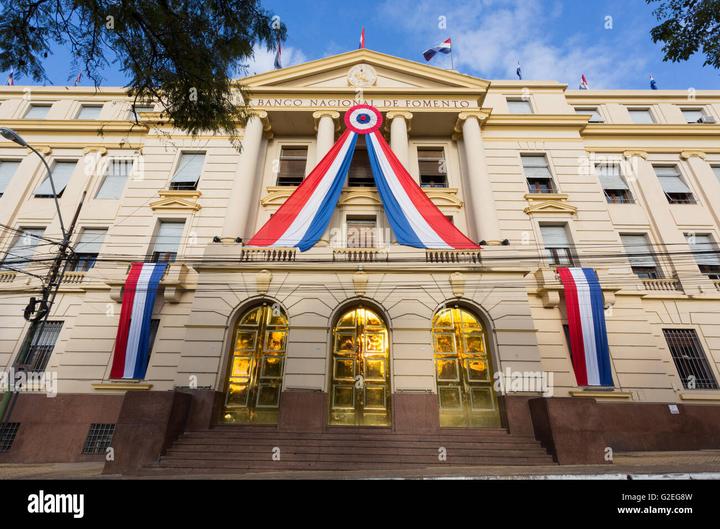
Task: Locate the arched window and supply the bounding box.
[222,303,288,424]
[432,306,500,428]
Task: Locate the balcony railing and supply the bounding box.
[426,249,482,264]
[333,248,388,263]
[63,271,86,285]
[239,248,297,262]
[642,278,683,292]
[0,271,16,283]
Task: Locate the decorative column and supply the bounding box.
[386,111,413,168]
[313,111,340,163]
[222,111,270,240]
[454,111,501,244]
[624,151,702,294]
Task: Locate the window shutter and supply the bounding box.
[540,225,570,248]
[35,161,76,196]
[75,229,107,254]
[0,161,20,194]
[654,167,691,194]
[152,222,184,254]
[522,156,552,179]
[621,234,657,268]
[171,153,205,184]
[96,158,133,199]
[596,163,628,190]
[687,234,720,267]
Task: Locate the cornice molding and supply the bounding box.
[584,124,720,138]
[0,119,149,135]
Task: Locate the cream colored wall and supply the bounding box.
[1,70,720,406]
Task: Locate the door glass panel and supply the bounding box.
[329,307,391,426]
[222,304,288,424]
[432,307,501,427]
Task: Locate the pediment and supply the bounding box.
[150,190,202,212]
[523,194,577,216]
[241,49,490,92]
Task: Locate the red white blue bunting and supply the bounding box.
[110,262,167,380]
[558,267,613,387]
[248,104,478,251]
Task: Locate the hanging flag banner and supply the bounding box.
[110,262,167,380]
[558,267,613,387]
[248,104,478,251]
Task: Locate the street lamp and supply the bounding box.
[0,127,67,239]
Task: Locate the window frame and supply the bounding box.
[506,98,534,114]
[148,219,186,263]
[23,103,52,120]
[685,233,720,280]
[416,146,448,188]
[595,160,634,204]
[168,151,206,191]
[653,164,696,205]
[620,232,663,279]
[679,107,708,124]
[627,107,656,125]
[14,320,64,372]
[539,223,577,268]
[75,104,104,120]
[275,145,309,187]
[0,159,21,197]
[94,156,135,200]
[663,328,719,390]
[345,214,378,249]
[1,227,46,271]
[575,107,604,123]
[521,153,557,194]
[34,159,78,199]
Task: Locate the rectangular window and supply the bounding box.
[417,147,447,188]
[621,233,661,279]
[681,108,706,124]
[0,423,20,452]
[69,228,107,272]
[596,161,633,203]
[663,329,718,390]
[15,320,64,372]
[276,146,308,186]
[76,105,103,120]
[628,108,655,124]
[169,152,205,191]
[685,233,720,280]
[346,215,377,248]
[654,165,695,204]
[95,157,133,200]
[81,424,116,455]
[0,160,20,197]
[24,104,51,119]
[129,104,154,118]
[575,107,604,123]
[150,220,184,263]
[522,155,556,194]
[2,228,45,271]
[347,141,374,187]
[712,166,720,183]
[34,161,76,198]
[540,224,576,266]
[507,99,533,114]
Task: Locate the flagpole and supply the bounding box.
[449,36,454,70]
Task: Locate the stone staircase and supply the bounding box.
[142,425,556,475]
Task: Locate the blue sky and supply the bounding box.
[11,0,719,90]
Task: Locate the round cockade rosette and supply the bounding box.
[344,104,383,134]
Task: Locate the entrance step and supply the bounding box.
[144,426,556,475]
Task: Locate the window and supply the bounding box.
[596,161,633,203]
[129,104,154,118]
[575,107,604,123]
[663,329,718,390]
[417,147,447,188]
[0,160,20,197]
[621,234,661,279]
[507,99,533,114]
[346,215,377,248]
[96,157,133,199]
[169,152,205,191]
[685,234,720,280]
[276,146,308,186]
[347,140,374,187]
[680,108,706,124]
[522,155,556,194]
[712,166,720,183]
[81,424,115,455]
[15,320,64,372]
[540,224,576,266]
[0,423,20,452]
[76,105,103,120]
[69,228,107,272]
[24,104,51,119]
[654,166,695,204]
[1,228,45,271]
[34,161,76,198]
[150,220,184,263]
[628,108,655,124]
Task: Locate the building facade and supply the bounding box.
[1,50,720,469]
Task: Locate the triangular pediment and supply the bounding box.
[241,49,489,92]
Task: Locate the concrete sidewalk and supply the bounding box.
[2,451,720,480]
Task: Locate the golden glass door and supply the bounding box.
[432,307,501,428]
[330,307,391,426]
[222,304,288,424]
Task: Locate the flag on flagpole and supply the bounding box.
[359,27,365,49]
[274,40,282,69]
[579,73,590,90]
[6,71,14,86]
[650,74,658,90]
[516,62,523,80]
[423,38,452,62]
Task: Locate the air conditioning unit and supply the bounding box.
[698,115,716,124]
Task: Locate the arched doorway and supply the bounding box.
[432,306,501,428]
[329,306,391,427]
[222,303,288,424]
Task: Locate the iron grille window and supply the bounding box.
[276,146,308,186]
[15,321,63,372]
[0,423,20,452]
[81,423,115,455]
[663,329,719,390]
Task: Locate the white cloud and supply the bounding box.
[379,0,647,88]
[240,45,308,77]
